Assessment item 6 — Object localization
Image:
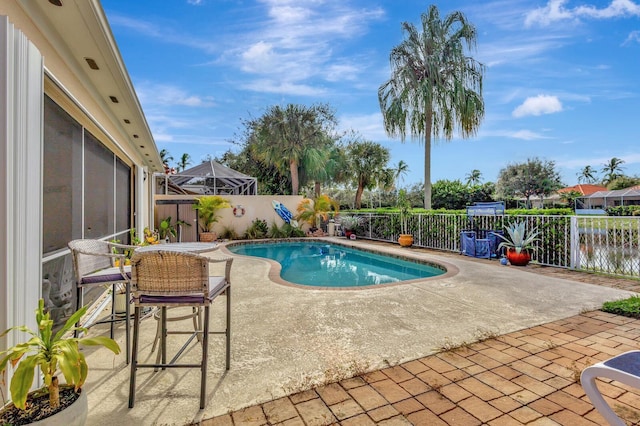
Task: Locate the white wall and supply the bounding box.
[0,15,44,393]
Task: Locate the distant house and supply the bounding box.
[558,184,608,197]
[580,185,640,208]
[527,184,607,208]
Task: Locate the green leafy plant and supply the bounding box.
[193,196,231,232]
[602,296,640,318]
[0,299,120,411]
[295,194,339,229]
[158,216,190,240]
[497,221,540,254]
[245,219,269,239]
[397,189,412,235]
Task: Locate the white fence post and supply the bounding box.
[569,216,579,270]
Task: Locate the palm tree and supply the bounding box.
[346,140,391,209]
[465,169,482,186]
[394,160,410,190]
[159,149,173,166]
[602,157,625,186]
[577,165,597,184]
[378,5,485,209]
[252,103,337,195]
[176,153,192,172]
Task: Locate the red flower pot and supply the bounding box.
[506,249,531,266]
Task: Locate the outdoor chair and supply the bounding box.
[128,250,232,409]
[68,239,136,364]
[581,350,640,426]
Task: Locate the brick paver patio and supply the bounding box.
[203,265,640,425]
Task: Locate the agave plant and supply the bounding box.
[497,221,540,254]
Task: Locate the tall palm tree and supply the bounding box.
[159,149,173,166]
[378,5,485,209]
[177,153,192,172]
[602,157,625,186]
[465,169,482,185]
[577,165,597,184]
[252,103,337,195]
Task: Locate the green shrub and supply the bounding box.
[245,219,269,239]
[602,296,640,318]
[606,206,640,216]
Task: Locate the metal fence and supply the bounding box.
[351,213,640,278]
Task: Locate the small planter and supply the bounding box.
[199,232,216,242]
[1,386,87,426]
[506,249,531,266]
[344,230,355,239]
[398,234,413,247]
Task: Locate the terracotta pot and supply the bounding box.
[398,234,414,247]
[506,248,531,266]
[199,232,216,242]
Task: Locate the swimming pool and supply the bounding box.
[226,241,446,288]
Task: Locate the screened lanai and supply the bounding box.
[581,186,640,208]
[156,160,257,195]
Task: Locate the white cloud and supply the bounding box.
[482,129,551,140]
[338,113,387,141]
[508,130,550,140]
[623,30,640,44]
[241,79,326,96]
[525,0,640,27]
[512,95,563,117]
[233,0,384,94]
[136,83,215,108]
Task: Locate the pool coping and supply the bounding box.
[219,237,460,290]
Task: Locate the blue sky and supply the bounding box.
[102,0,640,188]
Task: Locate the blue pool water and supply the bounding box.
[227,241,445,287]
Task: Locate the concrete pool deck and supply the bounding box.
[83,239,637,425]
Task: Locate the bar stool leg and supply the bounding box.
[128,306,141,408]
[200,305,210,409]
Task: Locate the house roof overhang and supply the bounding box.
[13,0,162,172]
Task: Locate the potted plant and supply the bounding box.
[193,195,231,242]
[338,215,362,239]
[0,299,120,425]
[157,216,190,243]
[397,189,413,247]
[497,221,540,266]
[295,195,339,236]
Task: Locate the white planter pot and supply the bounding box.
[114,292,128,314]
[2,388,87,426]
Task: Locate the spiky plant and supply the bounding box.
[497,221,539,254]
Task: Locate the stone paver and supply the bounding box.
[203,266,640,425]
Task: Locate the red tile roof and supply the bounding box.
[557,184,607,195]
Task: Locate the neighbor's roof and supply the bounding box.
[586,186,640,199]
[171,160,254,185]
[557,184,607,196]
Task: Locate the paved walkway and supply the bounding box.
[203,252,640,426]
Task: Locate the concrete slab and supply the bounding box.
[83,239,633,425]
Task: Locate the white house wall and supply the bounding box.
[0,14,44,393]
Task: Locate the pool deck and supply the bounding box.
[83,238,640,425]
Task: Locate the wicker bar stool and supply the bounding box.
[128,250,232,409]
[68,239,137,364]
